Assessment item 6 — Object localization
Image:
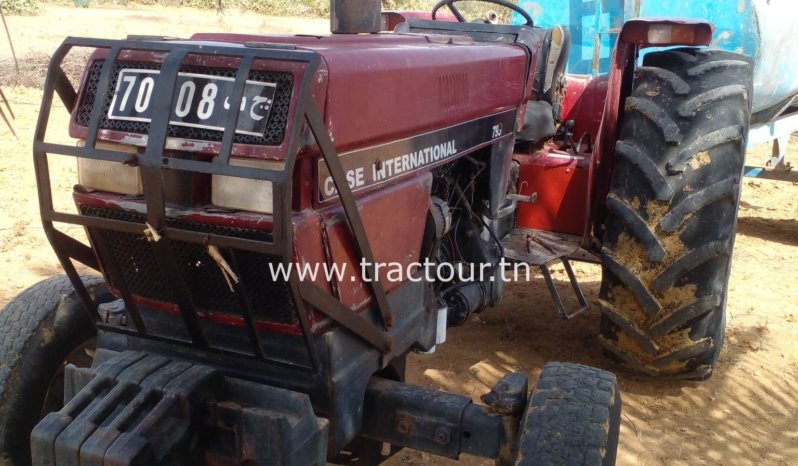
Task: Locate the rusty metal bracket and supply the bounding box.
[305,103,396,331]
[540,256,588,320]
[361,372,528,464]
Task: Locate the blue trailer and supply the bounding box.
[513,0,798,181]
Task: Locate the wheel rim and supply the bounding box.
[40,338,96,419]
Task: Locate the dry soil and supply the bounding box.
[1,5,796,466]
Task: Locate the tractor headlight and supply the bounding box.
[211,158,282,214]
[77,141,143,195]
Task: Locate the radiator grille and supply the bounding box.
[80,205,298,325]
[76,60,293,146]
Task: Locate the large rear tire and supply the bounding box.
[514,362,621,466]
[0,275,108,465]
[598,48,753,379]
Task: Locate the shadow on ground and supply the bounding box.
[392,268,797,465]
[737,216,798,247]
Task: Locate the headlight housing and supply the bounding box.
[77,143,279,215]
[77,141,142,195]
[211,158,282,214]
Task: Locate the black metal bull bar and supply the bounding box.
[33,37,395,373]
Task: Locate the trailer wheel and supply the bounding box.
[0,275,108,465]
[514,362,621,466]
[599,48,753,379]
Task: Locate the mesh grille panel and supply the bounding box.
[76,60,293,146]
[80,205,298,325]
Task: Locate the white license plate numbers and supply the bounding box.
[107,68,277,137]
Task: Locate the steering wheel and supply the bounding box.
[431,0,535,27]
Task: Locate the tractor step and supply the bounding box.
[501,228,589,320]
[501,228,581,266]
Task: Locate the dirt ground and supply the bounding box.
[1,5,797,466]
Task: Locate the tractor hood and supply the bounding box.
[69,32,532,162]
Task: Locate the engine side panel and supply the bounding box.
[321,173,432,311]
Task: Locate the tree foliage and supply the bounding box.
[1,0,38,15]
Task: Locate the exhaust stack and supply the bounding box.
[330,0,381,34]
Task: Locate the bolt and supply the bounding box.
[396,417,413,436]
[435,426,451,445]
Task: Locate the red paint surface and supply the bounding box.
[321,173,432,311]
[125,294,304,335]
[74,191,276,231]
[561,74,607,147]
[291,209,333,330]
[189,33,528,153]
[514,149,589,235]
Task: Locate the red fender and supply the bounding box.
[584,18,714,246]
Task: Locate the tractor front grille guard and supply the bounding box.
[34,37,394,373]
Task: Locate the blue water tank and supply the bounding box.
[513,0,798,113]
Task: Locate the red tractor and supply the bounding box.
[0,1,752,464]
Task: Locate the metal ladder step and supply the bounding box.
[501,227,589,320]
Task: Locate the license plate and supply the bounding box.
[107,68,277,137]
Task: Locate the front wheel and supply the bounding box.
[599,48,753,379]
[514,362,621,465]
[0,275,108,465]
